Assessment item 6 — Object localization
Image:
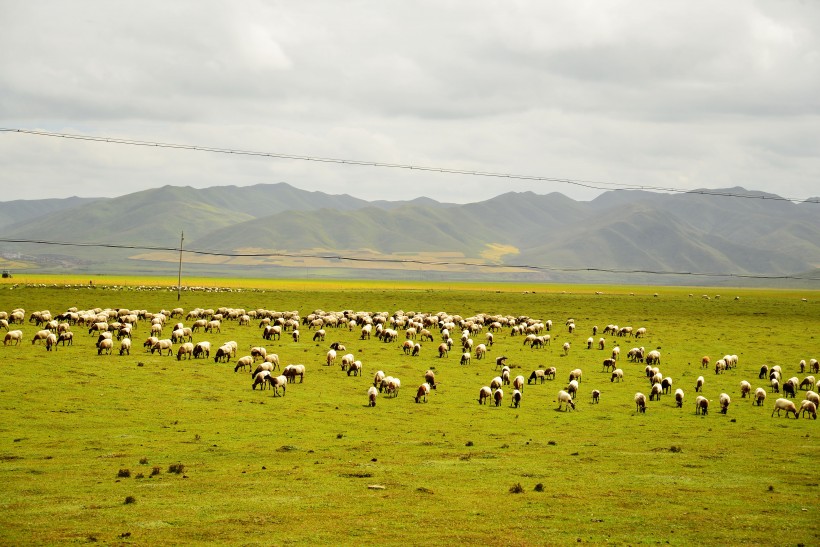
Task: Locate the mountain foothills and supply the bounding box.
[0,182,818,283]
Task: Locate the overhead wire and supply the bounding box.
[0,238,817,281]
[2,127,818,203]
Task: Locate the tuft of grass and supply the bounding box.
[534,483,544,492]
[168,463,185,475]
[117,469,131,478]
[509,483,525,494]
[150,466,161,477]
[139,457,148,464]
[123,496,136,505]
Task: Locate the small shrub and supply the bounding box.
[534,483,544,492]
[509,483,525,494]
[168,463,185,474]
[139,457,149,465]
[465,440,474,447]
[150,466,161,476]
[134,473,144,479]
[124,496,136,504]
[117,469,131,478]
[670,445,682,453]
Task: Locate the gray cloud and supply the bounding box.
[1,0,818,204]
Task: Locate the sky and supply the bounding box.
[1,0,819,204]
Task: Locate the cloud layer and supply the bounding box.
[1,0,818,203]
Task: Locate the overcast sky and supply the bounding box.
[1,0,818,204]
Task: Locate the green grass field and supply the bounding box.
[0,277,817,545]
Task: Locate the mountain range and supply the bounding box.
[0,183,817,285]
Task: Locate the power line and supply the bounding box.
[1,237,817,282]
[3,127,818,204]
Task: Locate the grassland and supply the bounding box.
[0,276,817,545]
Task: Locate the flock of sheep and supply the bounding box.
[1,304,817,420]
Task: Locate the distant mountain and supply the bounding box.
[0,196,102,230]
[1,183,818,284]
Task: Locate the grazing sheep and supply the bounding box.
[714,359,726,375]
[176,342,194,361]
[650,382,663,401]
[771,398,798,418]
[374,370,386,390]
[269,375,288,396]
[557,390,576,411]
[562,342,570,355]
[292,329,300,342]
[511,389,522,408]
[493,388,504,406]
[234,355,254,373]
[97,338,113,355]
[264,353,281,371]
[205,320,221,334]
[800,376,816,391]
[415,383,431,403]
[611,347,620,361]
[513,375,525,392]
[501,367,511,386]
[586,337,594,350]
[347,360,362,376]
[368,386,378,407]
[695,376,705,392]
[383,376,400,397]
[252,370,272,390]
[438,343,449,358]
[799,400,817,419]
[695,396,709,415]
[249,346,267,362]
[326,349,337,367]
[402,340,414,355]
[528,370,547,384]
[251,362,276,378]
[719,393,731,414]
[675,388,685,408]
[460,352,471,366]
[591,389,600,404]
[312,328,326,342]
[634,392,647,413]
[478,386,492,405]
[771,378,780,394]
[475,343,487,359]
[783,379,797,399]
[601,358,616,372]
[661,377,673,394]
[754,387,767,406]
[758,364,769,379]
[411,343,421,357]
[598,338,606,350]
[44,332,57,351]
[424,370,437,390]
[566,379,579,399]
[811,359,819,374]
[545,367,557,380]
[740,380,752,398]
[284,363,306,383]
[150,339,174,356]
[568,369,582,383]
[57,332,73,346]
[701,356,711,369]
[214,345,232,363]
[806,391,820,407]
[646,350,661,365]
[490,376,503,391]
[611,368,624,383]
[119,338,132,356]
[495,355,508,369]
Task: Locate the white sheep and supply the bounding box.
[501,366,511,385]
[545,367,557,380]
[251,362,276,378]
[264,353,280,371]
[493,388,504,406]
[568,368,582,383]
[119,338,132,356]
[806,390,820,407]
[633,392,647,413]
[250,346,267,362]
[771,398,797,418]
[374,370,386,390]
[650,382,662,401]
[284,363,306,383]
[176,342,194,361]
[740,380,752,398]
[591,389,600,404]
[252,370,272,390]
[675,388,684,408]
[460,351,471,366]
[511,389,522,408]
[97,338,113,355]
[368,386,378,407]
[45,332,57,351]
[556,390,575,411]
[326,349,337,367]
[562,342,570,355]
[799,400,817,419]
[513,375,525,392]
[586,336,594,350]
[270,375,288,396]
[490,376,503,391]
[719,393,731,414]
[478,386,492,405]
[799,376,816,391]
[695,395,709,415]
[424,370,437,390]
[340,353,355,371]
[234,355,254,372]
[415,383,431,403]
[383,376,400,397]
[754,387,767,406]
[438,343,449,358]
[695,376,705,392]
[566,379,579,399]
[475,343,487,359]
[528,370,547,384]
[611,369,624,383]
